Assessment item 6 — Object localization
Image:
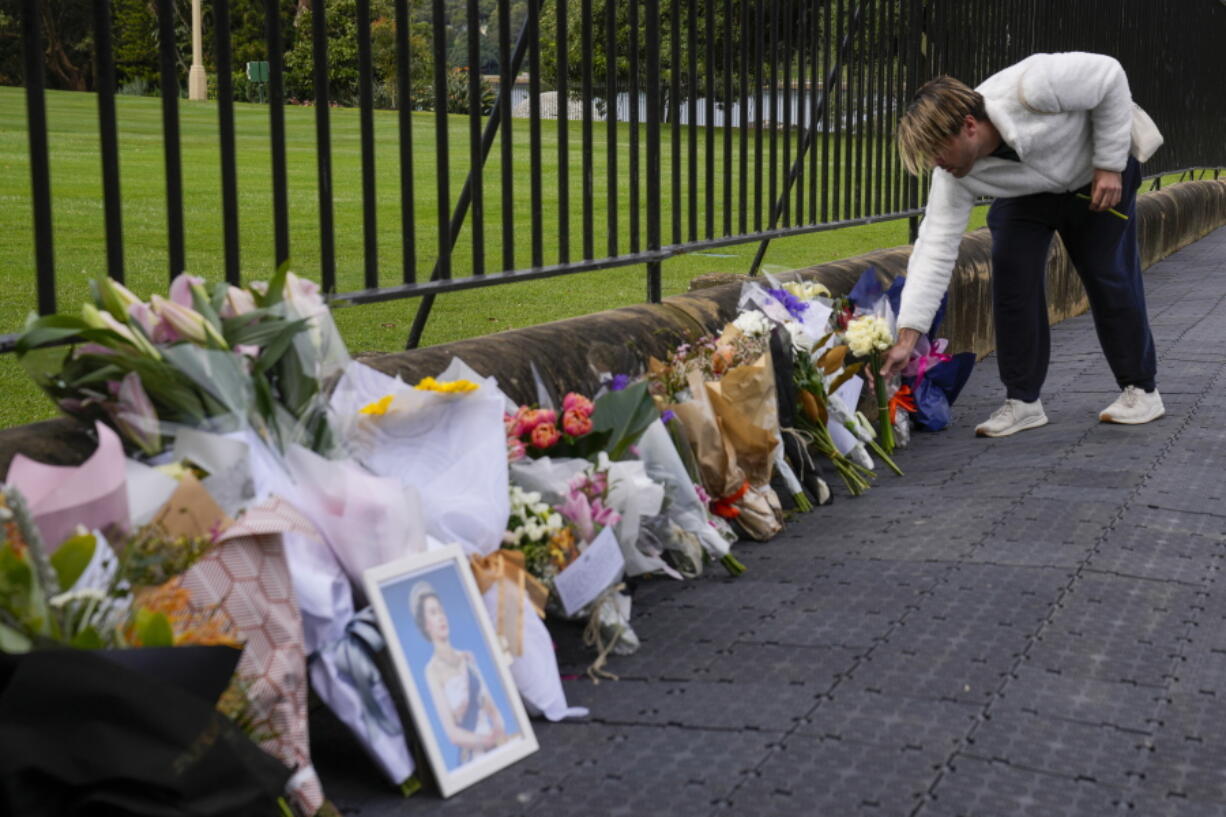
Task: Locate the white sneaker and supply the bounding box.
[1099,386,1164,424]
[975,399,1049,438]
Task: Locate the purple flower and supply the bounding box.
[609,373,631,391]
[661,409,677,424]
[766,287,809,320]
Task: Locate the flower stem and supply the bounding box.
[720,553,747,577]
[871,353,895,455]
[866,438,903,476]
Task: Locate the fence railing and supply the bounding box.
[9,0,1226,352]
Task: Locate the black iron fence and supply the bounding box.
[9,0,1226,351]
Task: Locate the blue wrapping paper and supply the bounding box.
[911,353,976,432]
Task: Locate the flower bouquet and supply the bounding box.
[649,322,784,544]
[845,313,898,455]
[329,357,588,723]
[16,267,346,457]
[881,278,977,434]
[0,444,318,815]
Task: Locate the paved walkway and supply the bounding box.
[318,226,1226,817]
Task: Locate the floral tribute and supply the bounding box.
[16,266,344,456]
[505,392,601,460]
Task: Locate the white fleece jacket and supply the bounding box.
[897,52,1137,335]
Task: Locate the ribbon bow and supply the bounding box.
[318,607,403,737]
[906,338,952,388]
[710,480,751,519]
[888,384,918,424]
[469,550,549,656]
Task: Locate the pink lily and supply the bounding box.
[114,371,161,455]
[150,295,229,348]
[557,492,595,544]
[220,285,257,318]
[168,272,206,308]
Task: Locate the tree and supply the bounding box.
[0,0,94,91]
[112,0,159,88]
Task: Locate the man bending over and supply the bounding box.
[881,52,1164,437]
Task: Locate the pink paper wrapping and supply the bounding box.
[179,497,324,816]
[5,421,128,550]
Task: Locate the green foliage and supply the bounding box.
[132,607,175,647]
[591,381,660,461]
[0,0,94,90]
[112,0,160,88]
[49,533,97,591]
[445,67,495,114]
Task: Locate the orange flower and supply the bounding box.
[530,422,561,449]
[132,577,240,648]
[561,409,593,437]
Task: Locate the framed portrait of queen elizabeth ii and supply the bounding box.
[365,544,538,796]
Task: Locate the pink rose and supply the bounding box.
[506,438,527,462]
[561,409,593,437]
[530,422,560,449]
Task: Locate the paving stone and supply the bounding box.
[920,563,1069,631]
[922,755,1127,817]
[561,677,821,732]
[982,496,1120,554]
[993,666,1165,733]
[1021,630,1178,689]
[527,723,777,817]
[1086,513,1221,583]
[714,735,941,817]
[702,641,862,686]
[1117,791,1226,817]
[795,687,981,750]
[639,575,805,611]
[736,606,896,649]
[964,709,1150,789]
[1141,732,1226,803]
[1053,572,1196,627]
[1151,690,1226,749]
[840,636,1018,705]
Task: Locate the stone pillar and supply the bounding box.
[187,0,208,100]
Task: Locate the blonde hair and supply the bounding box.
[897,76,986,176]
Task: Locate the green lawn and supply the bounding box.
[1,86,1193,430]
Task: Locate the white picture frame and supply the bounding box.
[364,544,538,797]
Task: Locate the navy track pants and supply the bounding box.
[986,155,1157,403]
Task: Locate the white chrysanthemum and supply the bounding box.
[782,280,831,301]
[845,314,893,357]
[733,309,772,338]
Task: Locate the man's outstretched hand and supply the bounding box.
[880,327,922,379]
[1089,168,1123,212]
